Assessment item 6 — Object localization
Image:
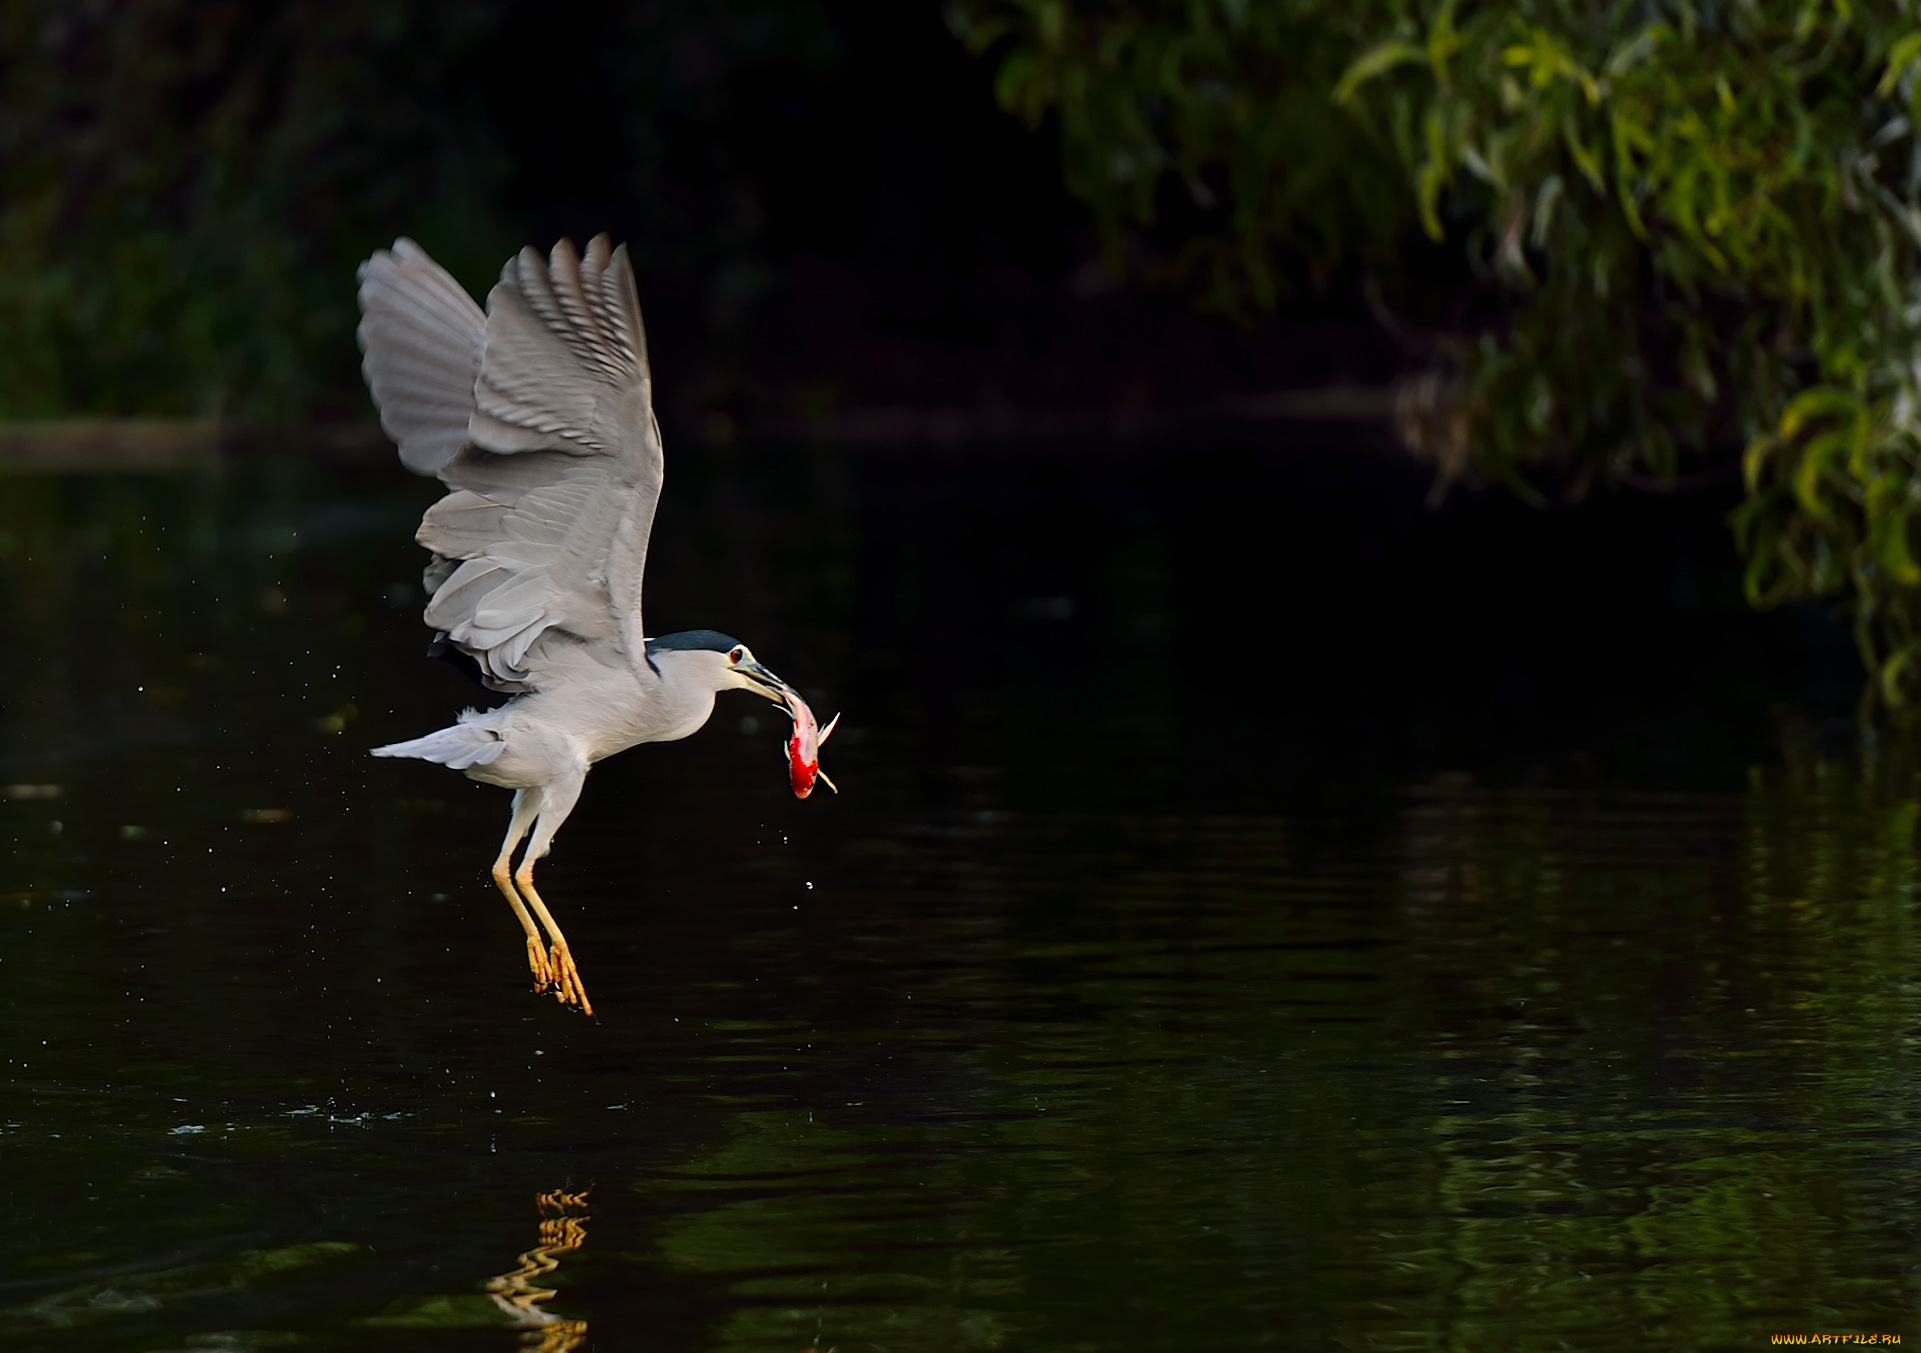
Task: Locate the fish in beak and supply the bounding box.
[781,688,839,799]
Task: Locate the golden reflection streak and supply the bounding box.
[486,1188,592,1352]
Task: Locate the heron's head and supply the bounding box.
[646,630,796,704]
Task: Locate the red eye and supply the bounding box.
[729,648,743,664]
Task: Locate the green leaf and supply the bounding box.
[1792,428,1850,522]
[1884,32,1921,101]
[1870,485,1921,587]
[1563,126,1605,191]
[1333,41,1428,106]
[1610,113,1648,238]
[1429,0,1463,89]
[1416,105,1453,241]
[1880,638,1921,707]
[1604,24,1673,79]
[1780,388,1862,440]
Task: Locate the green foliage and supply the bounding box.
[963,0,1408,309]
[0,2,519,420]
[956,0,1921,711]
[0,0,839,423]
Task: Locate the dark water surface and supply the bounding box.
[3,442,1913,1351]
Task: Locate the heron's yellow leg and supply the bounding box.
[492,858,554,992]
[494,790,554,992]
[515,860,593,1018]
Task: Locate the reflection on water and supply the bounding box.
[0,451,1909,1350]
[488,1191,590,1352]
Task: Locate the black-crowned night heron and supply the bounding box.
[356,235,813,1017]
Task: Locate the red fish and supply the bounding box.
[783,691,839,799]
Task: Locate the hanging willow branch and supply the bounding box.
[955,0,1921,713]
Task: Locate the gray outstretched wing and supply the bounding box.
[356,239,486,476]
[358,235,664,692]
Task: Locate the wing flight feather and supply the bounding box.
[355,239,486,476]
[413,237,663,690]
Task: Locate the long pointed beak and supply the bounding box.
[738,661,798,706]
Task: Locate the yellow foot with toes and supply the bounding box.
[548,944,593,1017]
[524,936,556,992]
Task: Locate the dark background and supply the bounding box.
[0,0,1862,739]
[2,0,1388,423]
[1,10,1910,1347]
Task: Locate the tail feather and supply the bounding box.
[371,711,505,770]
